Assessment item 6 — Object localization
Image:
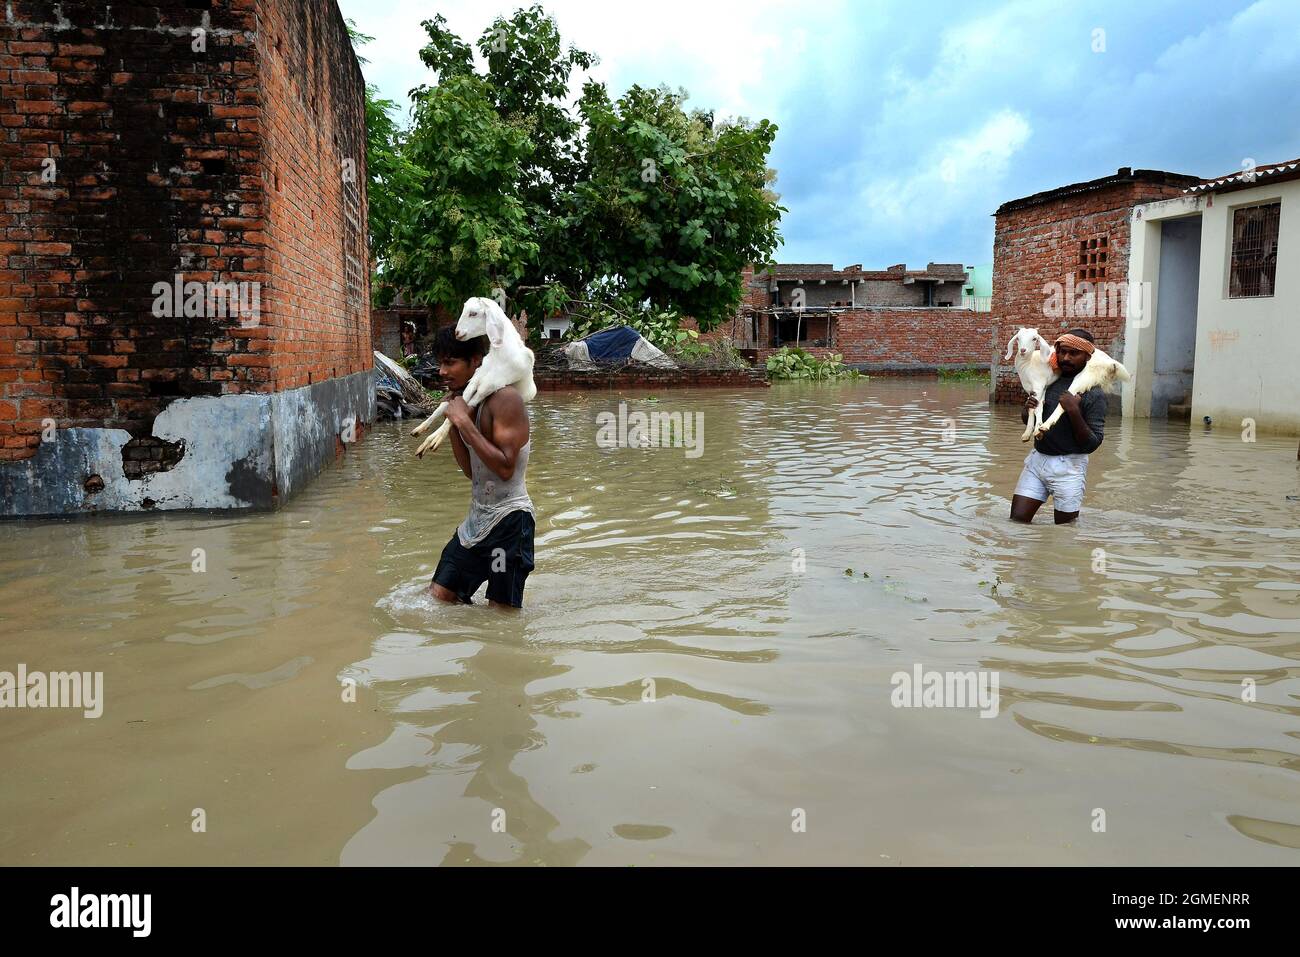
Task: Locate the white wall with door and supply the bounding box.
[1125,174,1299,435]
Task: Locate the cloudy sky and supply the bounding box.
[337,0,1300,270]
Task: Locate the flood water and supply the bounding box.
[2,379,1299,865]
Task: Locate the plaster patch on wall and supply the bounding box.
[0,394,273,516]
[1,372,374,518]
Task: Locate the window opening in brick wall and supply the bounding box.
[1229,202,1280,298]
[1078,234,1109,283]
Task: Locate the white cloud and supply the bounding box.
[338,0,828,123]
[860,109,1032,228]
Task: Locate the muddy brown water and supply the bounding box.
[1,380,1298,865]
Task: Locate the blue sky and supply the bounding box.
[338,0,1300,270]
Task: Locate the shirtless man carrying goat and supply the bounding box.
[427,326,536,608]
[1010,328,1108,525]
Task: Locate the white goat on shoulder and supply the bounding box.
[410,297,536,458]
[1032,344,1130,440]
[1005,327,1057,442]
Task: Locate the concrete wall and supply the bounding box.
[1191,178,1299,434]
[773,277,960,308]
[0,368,373,515]
[1127,179,1300,435]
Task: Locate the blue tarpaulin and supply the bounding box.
[583,325,643,361]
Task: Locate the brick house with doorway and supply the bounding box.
[989,167,1200,404]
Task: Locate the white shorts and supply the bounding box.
[1014,449,1089,513]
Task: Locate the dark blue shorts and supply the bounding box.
[432,510,535,608]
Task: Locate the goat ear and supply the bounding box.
[1003,334,1017,361]
[485,309,506,349]
[1036,334,1052,356]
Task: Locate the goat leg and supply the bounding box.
[1020,395,1037,442]
[410,400,448,438]
[1034,404,1065,439]
[415,418,454,458]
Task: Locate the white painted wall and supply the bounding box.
[1126,178,1299,435]
[1190,177,1298,434]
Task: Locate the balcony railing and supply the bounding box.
[961,295,992,312]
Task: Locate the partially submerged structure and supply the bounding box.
[0,0,373,516]
[989,159,1300,436]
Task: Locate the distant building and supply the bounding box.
[961,264,992,311]
[989,167,1201,405]
[701,263,993,374]
[1124,158,1299,434]
[541,315,572,340]
[737,261,969,349]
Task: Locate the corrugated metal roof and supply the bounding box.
[1185,159,1300,194]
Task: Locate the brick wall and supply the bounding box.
[258,0,369,392]
[0,0,369,461]
[748,307,993,371]
[990,175,1195,403]
[536,367,769,391]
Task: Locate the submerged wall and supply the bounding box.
[0,368,372,515]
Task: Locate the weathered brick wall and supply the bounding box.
[0,0,264,458]
[990,178,1193,403]
[859,280,930,307]
[258,0,369,392]
[0,0,369,461]
[371,308,399,357]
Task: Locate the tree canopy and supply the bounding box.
[351,5,784,335]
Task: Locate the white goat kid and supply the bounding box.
[1005,327,1057,442]
[410,297,536,458]
[1032,344,1131,440]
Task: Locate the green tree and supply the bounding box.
[576,82,782,327]
[347,20,422,305]
[351,6,783,334]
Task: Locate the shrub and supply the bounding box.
[765,347,863,381]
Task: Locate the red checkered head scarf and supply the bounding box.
[1049,332,1095,370]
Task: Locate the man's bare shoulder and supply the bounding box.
[485,385,526,416]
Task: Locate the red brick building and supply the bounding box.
[989,166,1199,403]
[0,0,371,515]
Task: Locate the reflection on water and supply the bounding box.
[1,380,1298,865]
